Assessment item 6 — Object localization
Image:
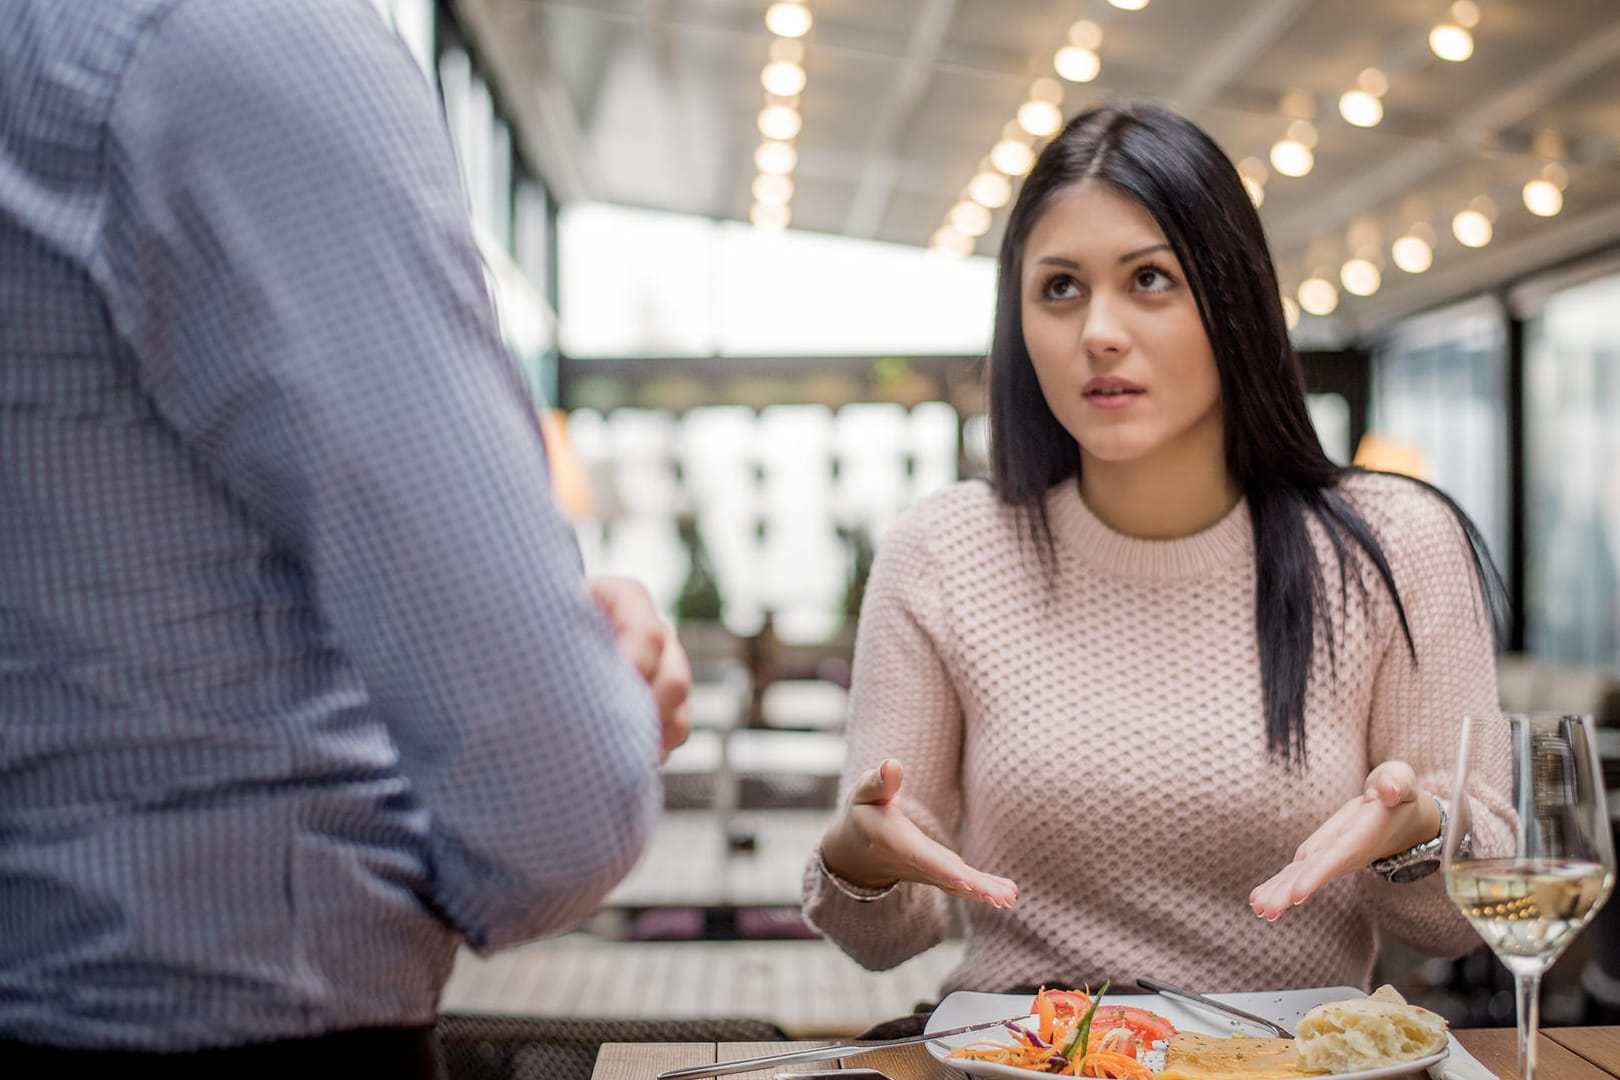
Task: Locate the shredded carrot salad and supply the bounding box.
[947,984,1173,1077]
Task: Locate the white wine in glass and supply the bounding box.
[1443,713,1616,1080]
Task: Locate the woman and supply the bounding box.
[802,102,1510,996]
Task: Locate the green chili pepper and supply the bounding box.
[1061,979,1111,1064]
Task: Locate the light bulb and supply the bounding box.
[1298,277,1339,316]
[1450,0,1481,29]
[1452,209,1492,247]
[764,2,811,38]
[1523,178,1564,217]
[930,227,975,257]
[949,201,993,238]
[755,141,797,175]
[1391,235,1433,274]
[968,171,1012,209]
[1029,77,1064,105]
[1340,258,1382,297]
[761,61,806,97]
[750,202,791,230]
[1429,23,1474,62]
[1357,67,1390,96]
[1282,295,1300,329]
[1068,20,1103,50]
[1017,100,1064,138]
[1338,90,1383,128]
[990,139,1036,176]
[757,105,802,141]
[1270,139,1314,178]
[1242,176,1265,208]
[768,38,805,65]
[751,173,794,206]
[1054,46,1101,83]
[1107,0,1148,9]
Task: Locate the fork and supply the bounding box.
[1135,976,1297,1038]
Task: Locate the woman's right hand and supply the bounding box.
[818,758,1019,908]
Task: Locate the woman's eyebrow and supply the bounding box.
[1119,243,1171,262]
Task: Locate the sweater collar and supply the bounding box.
[1045,478,1253,582]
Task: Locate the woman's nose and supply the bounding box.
[1079,292,1130,358]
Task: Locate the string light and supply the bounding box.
[1270,139,1314,178]
[1522,178,1563,217]
[750,203,791,230]
[1338,89,1383,128]
[1429,22,1474,62]
[1340,257,1382,297]
[930,227,975,257]
[1298,277,1339,316]
[1452,208,1492,247]
[1054,46,1101,83]
[949,201,993,238]
[761,61,806,97]
[1391,234,1434,274]
[755,141,797,175]
[757,104,801,141]
[990,138,1036,176]
[1107,0,1148,9]
[968,171,1013,209]
[1017,100,1064,138]
[764,1,811,38]
[751,173,794,206]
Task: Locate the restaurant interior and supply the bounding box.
[362,0,1620,1074]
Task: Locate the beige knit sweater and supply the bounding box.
[803,471,1501,994]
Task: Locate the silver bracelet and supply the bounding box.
[816,849,900,903]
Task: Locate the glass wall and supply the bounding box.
[1523,272,1620,666]
[1369,296,1511,572]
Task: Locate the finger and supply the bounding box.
[1249,861,1311,921]
[659,701,690,764]
[852,758,903,806]
[1364,761,1418,808]
[651,630,693,721]
[587,577,666,680]
[901,838,1020,908]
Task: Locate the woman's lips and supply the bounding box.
[1082,378,1145,409]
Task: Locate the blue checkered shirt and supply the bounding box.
[0,0,662,1050]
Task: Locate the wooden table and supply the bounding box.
[591,1028,1620,1080]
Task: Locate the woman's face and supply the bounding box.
[1019,181,1224,472]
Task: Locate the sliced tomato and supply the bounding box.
[1045,989,1094,1017]
[1088,1005,1176,1044]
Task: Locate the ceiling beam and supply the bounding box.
[1175,0,1314,105]
[840,0,960,239]
[1268,18,1620,254]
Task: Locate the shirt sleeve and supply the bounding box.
[1359,480,1511,954]
[801,502,960,970]
[96,0,661,951]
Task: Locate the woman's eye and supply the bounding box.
[1134,266,1174,292]
[1044,275,1083,300]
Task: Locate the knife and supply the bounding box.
[1135,977,1296,1038]
[654,1013,1032,1079]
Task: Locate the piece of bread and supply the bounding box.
[1295,985,1448,1073]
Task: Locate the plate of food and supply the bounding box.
[924,984,1451,1080]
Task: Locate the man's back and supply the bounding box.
[0,0,661,1051]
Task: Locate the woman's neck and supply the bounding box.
[1078,450,1240,539]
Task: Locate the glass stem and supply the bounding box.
[1516,971,1542,1080]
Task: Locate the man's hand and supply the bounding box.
[586,576,691,762]
[1249,761,1441,919]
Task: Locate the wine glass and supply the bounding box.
[1443,712,1616,1080]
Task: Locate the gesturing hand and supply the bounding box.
[818,758,1019,908]
[586,575,692,762]
[1249,760,1442,920]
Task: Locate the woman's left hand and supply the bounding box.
[1249,761,1442,920]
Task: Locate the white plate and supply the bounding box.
[923,988,1450,1080]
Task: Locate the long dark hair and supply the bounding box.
[988,101,1506,764]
